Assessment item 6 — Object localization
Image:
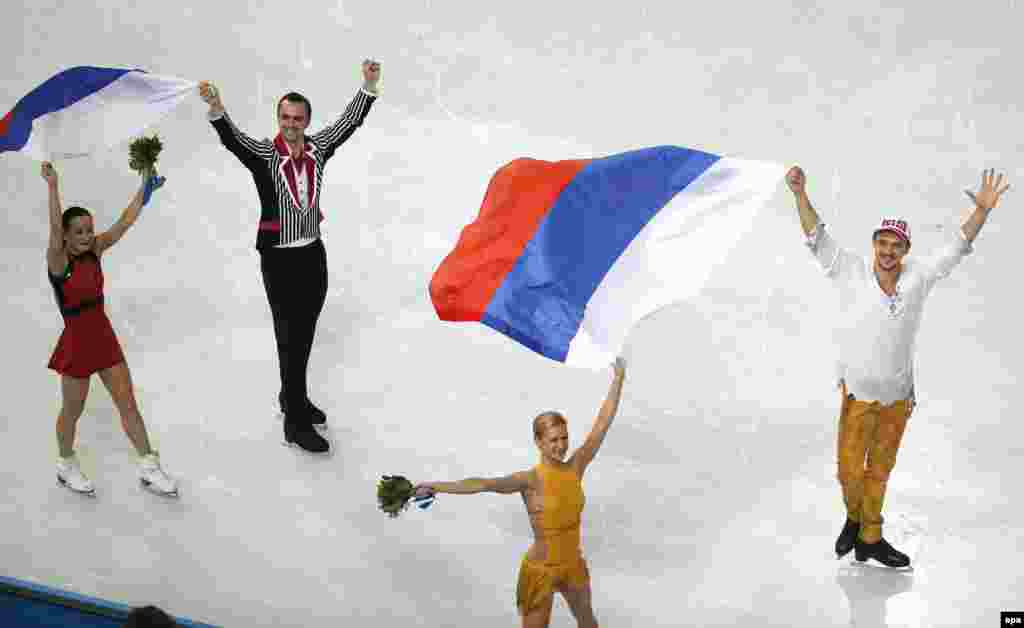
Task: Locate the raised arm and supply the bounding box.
[199,82,272,169]
[310,60,380,160]
[786,166,821,236]
[569,357,627,476]
[919,169,1010,287]
[414,470,531,497]
[962,168,1010,244]
[93,173,165,254]
[43,162,66,274]
[788,165,858,278]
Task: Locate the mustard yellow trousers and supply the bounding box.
[836,384,912,544]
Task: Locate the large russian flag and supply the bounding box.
[429,145,786,368]
[0,66,196,160]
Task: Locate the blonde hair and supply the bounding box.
[533,411,567,440]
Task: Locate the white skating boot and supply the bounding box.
[138,452,178,497]
[56,454,95,496]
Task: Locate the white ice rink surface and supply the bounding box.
[2,1,1022,626]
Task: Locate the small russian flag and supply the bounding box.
[1,66,196,160]
[429,145,786,368]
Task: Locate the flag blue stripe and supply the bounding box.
[0,66,137,152]
[482,145,721,362]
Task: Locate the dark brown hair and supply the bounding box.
[123,605,177,627]
[61,206,91,231]
[277,92,312,120]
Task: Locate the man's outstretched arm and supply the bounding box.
[787,166,821,236]
[199,81,272,168]
[962,168,1010,244]
[311,59,380,158]
[921,169,1011,286]
[788,165,856,278]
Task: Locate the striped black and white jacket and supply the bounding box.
[209,88,376,250]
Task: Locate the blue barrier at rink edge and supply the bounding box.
[0,575,219,627]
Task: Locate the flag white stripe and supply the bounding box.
[23,71,197,160]
[565,157,786,368]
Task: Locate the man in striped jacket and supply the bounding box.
[199,59,380,454]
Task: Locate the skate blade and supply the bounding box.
[853,558,914,572]
[140,479,180,498]
[57,477,96,497]
[280,439,332,457]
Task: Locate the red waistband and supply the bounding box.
[259,212,324,232]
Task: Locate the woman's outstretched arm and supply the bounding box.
[570,357,627,476]
[43,162,66,274]
[415,471,531,496]
[94,173,164,254]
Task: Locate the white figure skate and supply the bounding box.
[57,454,95,496]
[138,452,179,497]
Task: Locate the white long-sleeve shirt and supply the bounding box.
[805,222,974,405]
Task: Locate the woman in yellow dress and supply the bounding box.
[414,357,626,628]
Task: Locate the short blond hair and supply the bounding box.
[533,411,567,440]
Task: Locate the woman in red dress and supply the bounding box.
[43,161,177,498]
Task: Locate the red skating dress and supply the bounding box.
[47,251,125,377]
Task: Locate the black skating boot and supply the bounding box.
[835,518,860,559]
[283,421,329,454]
[854,536,910,569]
[280,392,326,425]
[305,402,326,426]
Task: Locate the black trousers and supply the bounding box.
[258,238,328,429]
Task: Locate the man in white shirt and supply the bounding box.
[786,166,1010,568]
